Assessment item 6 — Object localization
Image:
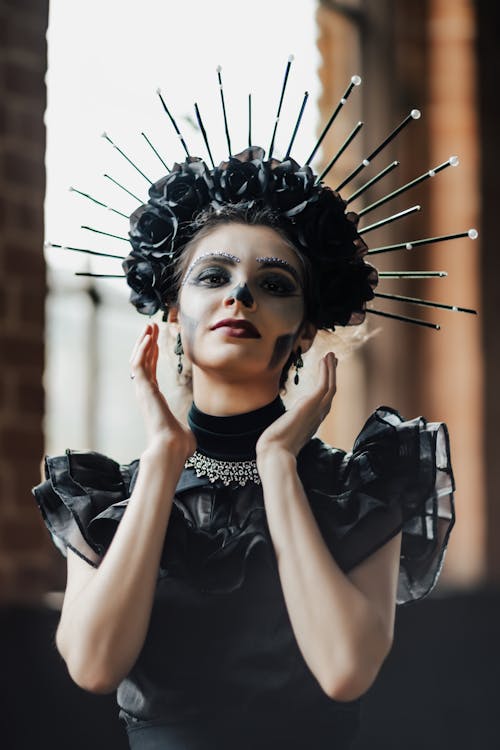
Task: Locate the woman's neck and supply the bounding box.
[187,392,285,460]
[191,368,280,416]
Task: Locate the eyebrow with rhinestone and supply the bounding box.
[255,256,303,287]
[181,251,241,286]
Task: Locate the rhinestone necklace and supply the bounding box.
[184,450,261,486]
[185,396,285,486]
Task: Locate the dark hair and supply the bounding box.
[170,202,315,390]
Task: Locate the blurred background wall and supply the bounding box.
[1,0,499,747]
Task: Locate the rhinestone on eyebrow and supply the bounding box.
[257,256,289,265]
[181,251,241,286]
[255,256,301,280]
[255,256,304,293]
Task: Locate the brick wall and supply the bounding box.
[0,0,59,603]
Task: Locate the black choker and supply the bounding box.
[187,396,285,461]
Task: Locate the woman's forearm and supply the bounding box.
[56,445,185,693]
[257,449,392,701]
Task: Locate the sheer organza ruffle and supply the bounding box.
[302,405,455,605]
[32,406,454,605]
[32,450,137,566]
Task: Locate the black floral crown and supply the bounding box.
[124,146,377,329]
[50,60,478,331]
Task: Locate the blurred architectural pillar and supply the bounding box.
[476,0,500,584]
[316,0,421,451]
[417,0,484,586]
[317,0,485,587]
[0,0,57,603]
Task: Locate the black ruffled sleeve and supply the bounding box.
[31,450,139,567]
[301,405,455,606]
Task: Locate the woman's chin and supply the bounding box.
[192,355,279,382]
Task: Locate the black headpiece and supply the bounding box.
[49,59,478,331]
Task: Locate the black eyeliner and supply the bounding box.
[255,259,302,288]
[192,266,230,284]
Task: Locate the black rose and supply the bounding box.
[148,158,212,221]
[294,188,362,262]
[128,204,178,258]
[314,260,378,328]
[233,147,265,162]
[268,159,315,216]
[213,148,268,204]
[121,255,161,316]
[121,252,176,316]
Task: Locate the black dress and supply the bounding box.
[32,397,455,750]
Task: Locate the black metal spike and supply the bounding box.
[156,89,190,158]
[81,226,130,242]
[141,132,170,171]
[45,242,126,260]
[268,55,294,160]
[103,174,142,203]
[69,187,128,219]
[216,66,232,158]
[316,121,363,184]
[345,161,399,204]
[305,74,362,165]
[101,132,153,184]
[374,291,477,314]
[368,229,478,255]
[357,156,459,217]
[358,205,421,235]
[336,109,421,191]
[248,94,252,147]
[194,103,215,168]
[379,271,447,278]
[75,272,126,278]
[366,308,440,329]
[285,91,309,160]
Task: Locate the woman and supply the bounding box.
[33,150,455,750]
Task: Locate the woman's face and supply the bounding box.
[175,222,314,384]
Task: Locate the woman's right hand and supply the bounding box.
[129,322,196,461]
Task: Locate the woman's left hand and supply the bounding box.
[256,352,338,460]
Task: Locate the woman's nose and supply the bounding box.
[223,283,256,310]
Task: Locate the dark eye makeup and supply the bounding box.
[259,273,298,295]
[194,266,230,285]
[190,264,299,296]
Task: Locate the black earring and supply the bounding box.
[293,347,303,385]
[174,332,184,374]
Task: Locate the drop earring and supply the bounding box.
[174,332,184,374]
[293,347,303,385]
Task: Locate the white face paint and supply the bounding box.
[177,223,307,382]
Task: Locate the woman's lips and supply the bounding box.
[211,318,261,338]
